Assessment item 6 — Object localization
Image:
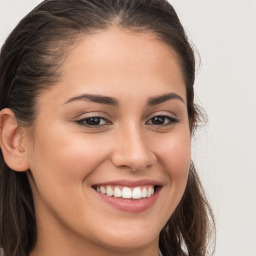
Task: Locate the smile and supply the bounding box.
[92,181,161,212]
[93,185,155,199]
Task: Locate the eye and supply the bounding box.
[146,115,179,126]
[76,116,110,127]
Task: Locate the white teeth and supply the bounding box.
[151,187,154,196]
[147,187,152,197]
[122,187,132,198]
[132,187,142,199]
[106,186,114,196]
[142,187,147,198]
[96,185,156,199]
[114,187,122,197]
[100,186,106,194]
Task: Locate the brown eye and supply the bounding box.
[147,115,178,126]
[77,116,109,127]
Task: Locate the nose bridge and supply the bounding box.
[112,122,156,171]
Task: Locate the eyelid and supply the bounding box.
[145,111,179,126]
[75,112,113,127]
[147,111,178,120]
[74,111,111,120]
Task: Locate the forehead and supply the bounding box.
[40,27,186,105]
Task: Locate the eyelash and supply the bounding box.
[76,116,110,127]
[146,115,179,126]
[76,114,179,128]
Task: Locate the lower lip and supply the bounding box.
[94,188,160,213]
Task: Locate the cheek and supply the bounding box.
[28,126,108,187]
[27,126,112,223]
[147,129,191,224]
[155,131,191,178]
[169,139,191,177]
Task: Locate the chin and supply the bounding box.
[95,224,159,250]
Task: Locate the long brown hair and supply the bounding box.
[0,0,215,255]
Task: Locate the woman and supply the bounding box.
[0,0,215,255]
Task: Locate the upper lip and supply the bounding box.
[92,179,162,187]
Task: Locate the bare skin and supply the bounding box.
[0,27,191,256]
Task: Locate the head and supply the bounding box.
[0,1,214,256]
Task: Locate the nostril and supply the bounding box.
[111,137,156,171]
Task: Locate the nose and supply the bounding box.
[111,125,156,171]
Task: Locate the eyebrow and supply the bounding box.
[64,92,184,106]
[64,93,118,106]
[147,93,185,105]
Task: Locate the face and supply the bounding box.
[25,27,191,255]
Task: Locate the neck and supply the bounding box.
[30,239,160,256]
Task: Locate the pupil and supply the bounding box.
[152,116,165,125]
[87,117,100,125]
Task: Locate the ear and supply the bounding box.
[0,108,30,172]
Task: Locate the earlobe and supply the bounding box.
[0,108,29,172]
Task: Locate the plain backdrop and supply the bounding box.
[0,1,256,256]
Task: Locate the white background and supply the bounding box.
[0,1,256,256]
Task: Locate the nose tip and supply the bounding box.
[113,150,156,171]
[111,132,156,171]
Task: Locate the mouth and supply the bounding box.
[91,181,162,212]
[92,185,160,200]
